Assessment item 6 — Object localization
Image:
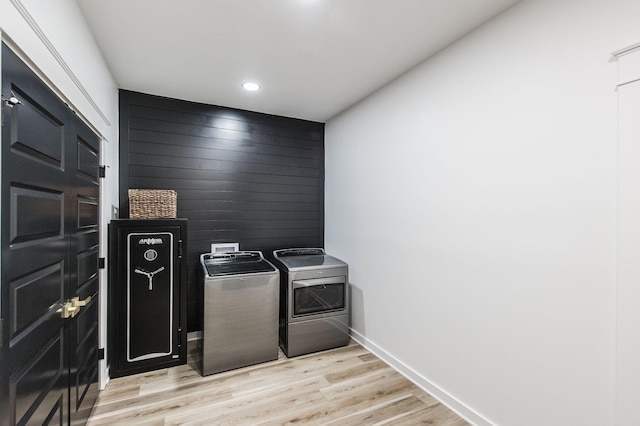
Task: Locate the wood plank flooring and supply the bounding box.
[87,341,469,425]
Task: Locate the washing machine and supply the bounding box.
[272,248,350,357]
[200,251,279,375]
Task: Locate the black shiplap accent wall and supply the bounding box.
[118,90,325,331]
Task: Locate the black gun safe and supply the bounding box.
[108,219,188,377]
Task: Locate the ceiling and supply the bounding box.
[77,0,520,122]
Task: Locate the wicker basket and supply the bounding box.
[128,189,177,219]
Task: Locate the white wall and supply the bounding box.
[0,0,119,388]
[325,0,640,424]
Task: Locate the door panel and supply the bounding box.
[71,298,98,425]
[12,330,64,425]
[68,100,100,426]
[1,43,100,426]
[8,86,65,169]
[10,186,64,245]
[1,42,69,425]
[9,262,64,341]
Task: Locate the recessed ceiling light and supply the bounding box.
[242,82,260,91]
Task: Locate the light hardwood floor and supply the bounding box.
[87,341,469,425]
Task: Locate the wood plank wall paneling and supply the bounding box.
[118,91,325,331]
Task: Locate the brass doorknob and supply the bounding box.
[57,296,92,318]
[57,301,78,319]
[71,296,92,308]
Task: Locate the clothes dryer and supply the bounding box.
[272,248,350,357]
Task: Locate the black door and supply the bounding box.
[0,43,100,425]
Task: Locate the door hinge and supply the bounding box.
[0,318,3,349]
[99,165,106,178]
[2,93,22,107]
[98,348,105,360]
[178,240,183,258]
[98,257,106,269]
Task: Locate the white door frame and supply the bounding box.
[614,42,640,426]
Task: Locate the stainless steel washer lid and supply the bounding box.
[201,251,276,276]
[273,248,347,271]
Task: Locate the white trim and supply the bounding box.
[349,328,493,426]
[617,77,640,88]
[1,37,106,141]
[0,30,3,345]
[611,43,640,60]
[9,0,111,128]
[611,42,640,87]
[187,331,202,342]
[98,137,108,390]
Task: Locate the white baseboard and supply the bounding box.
[349,328,492,426]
